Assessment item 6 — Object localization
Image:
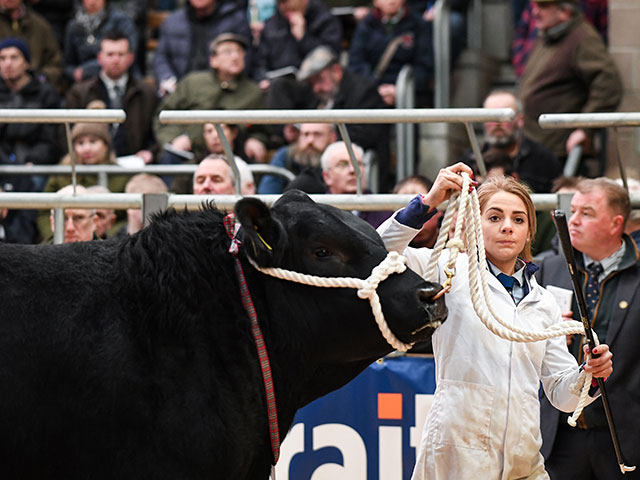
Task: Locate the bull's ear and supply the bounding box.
[234,197,286,266]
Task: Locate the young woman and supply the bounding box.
[378,163,613,480]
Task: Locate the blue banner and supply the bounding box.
[276,355,436,480]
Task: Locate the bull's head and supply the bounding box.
[234,191,447,353]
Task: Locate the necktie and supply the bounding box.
[585,262,603,319]
[112,85,123,109]
[497,273,516,301]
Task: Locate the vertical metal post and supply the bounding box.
[465,122,486,178]
[64,123,77,194]
[53,208,65,244]
[215,123,242,195]
[142,193,169,227]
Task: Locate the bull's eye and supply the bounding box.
[314,248,331,258]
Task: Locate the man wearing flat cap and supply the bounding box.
[153,33,268,167]
[518,0,621,163]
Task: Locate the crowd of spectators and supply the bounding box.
[0,0,625,247]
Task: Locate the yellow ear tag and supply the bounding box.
[254,226,273,251]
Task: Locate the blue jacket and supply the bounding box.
[254,0,342,81]
[348,7,433,95]
[153,2,251,85]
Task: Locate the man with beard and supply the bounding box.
[462,90,561,194]
[257,122,337,194]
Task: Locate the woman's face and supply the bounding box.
[481,190,530,273]
[74,135,108,165]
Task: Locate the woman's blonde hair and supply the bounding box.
[477,175,537,262]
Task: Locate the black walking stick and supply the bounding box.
[552,210,636,474]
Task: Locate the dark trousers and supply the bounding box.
[547,423,639,480]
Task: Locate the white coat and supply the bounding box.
[378,216,597,480]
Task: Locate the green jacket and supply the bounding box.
[153,70,266,156]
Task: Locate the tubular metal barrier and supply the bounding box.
[395,65,416,182]
[433,0,451,109]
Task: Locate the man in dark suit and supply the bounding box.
[66,29,158,164]
[536,177,640,479]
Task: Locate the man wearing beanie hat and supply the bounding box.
[0,0,63,91]
[518,0,621,162]
[0,35,60,188]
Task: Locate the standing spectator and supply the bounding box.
[537,178,640,479]
[66,29,158,163]
[0,37,61,194]
[153,0,251,97]
[63,0,138,84]
[153,33,267,164]
[108,0,150,74]
[49,184,98,243]
[518,0,621,159]
[461,90,561,194]
[258,122,337,194]
[254,0,342,90]
[348,0,433,106]
[0,0,64,90]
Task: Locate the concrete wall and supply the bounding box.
[608,0,640,180]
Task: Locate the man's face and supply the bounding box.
[373,0,404,18]
[297,123,336,156]
[203,123,237,154]
[94,208,116,238]
[531,2,569,31]
[309,65,341,104]
[50,208,97,243]
[82,0,106,14]
[98,38,133,80]
[568,190,623,258]
[278,0,307,16]
[193,158,236,195]
[0,47,29,84]
[322,146,365,194]
[210,41,246,79]
[483,93,522,148]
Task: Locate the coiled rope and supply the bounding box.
[425,172,596,426]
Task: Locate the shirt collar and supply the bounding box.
[99,71,128,91]
[487,257,538,287]
[583,240,626,279]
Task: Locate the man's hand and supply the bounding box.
[378,84,396,106]
[73,67,84,83]
[566,128,588,154]
[171,134,192,152]
[244,138,267,163]
[287,11,306,40]
[136,150,154,164]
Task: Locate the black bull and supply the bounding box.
[0,190,447,479]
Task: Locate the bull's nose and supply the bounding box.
[418,284,443,303]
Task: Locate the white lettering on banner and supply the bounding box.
[379,426,402,479]
[277,394,435,479]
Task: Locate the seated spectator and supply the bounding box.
[254,0,342,91]
[116,173,168,236]
[48,184,98,243]
[258,122,337,194]
[37,118,129,242]
[512,0,609,78]
[86,184,119,239]
[153,0,251,97]
[0,0,64,90]
[0,38,61,193]
[63,0,138,84]
[270,46,392,191]
[193,154,237,195]
[0,185,37,243]
[348,0,434,106]
[153,33,268,166]
[65,29,158,163]
[461,90,561,193]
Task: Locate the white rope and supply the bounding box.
[245,251,433,352]
[426,172,596,426]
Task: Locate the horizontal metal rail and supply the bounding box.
[3,192,640,211]
[0,164,295,181]
[158,108,515,125]
[0,109,125,123]
[539,112,640,129]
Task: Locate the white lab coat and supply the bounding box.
[378,216,597,480]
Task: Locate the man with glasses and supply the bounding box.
[48,185,98,243]
[153,33,268,165]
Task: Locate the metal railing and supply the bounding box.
[433,0,451,109]
[395,65,416,182]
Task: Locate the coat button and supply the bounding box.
[619,300,629,309]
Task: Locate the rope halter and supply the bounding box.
[425,172,595,426]
[226,213,418,352]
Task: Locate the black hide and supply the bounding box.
[0,190,446,479]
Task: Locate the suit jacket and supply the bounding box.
[536,235,640,467]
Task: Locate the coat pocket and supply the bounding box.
[429,379,495,451]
